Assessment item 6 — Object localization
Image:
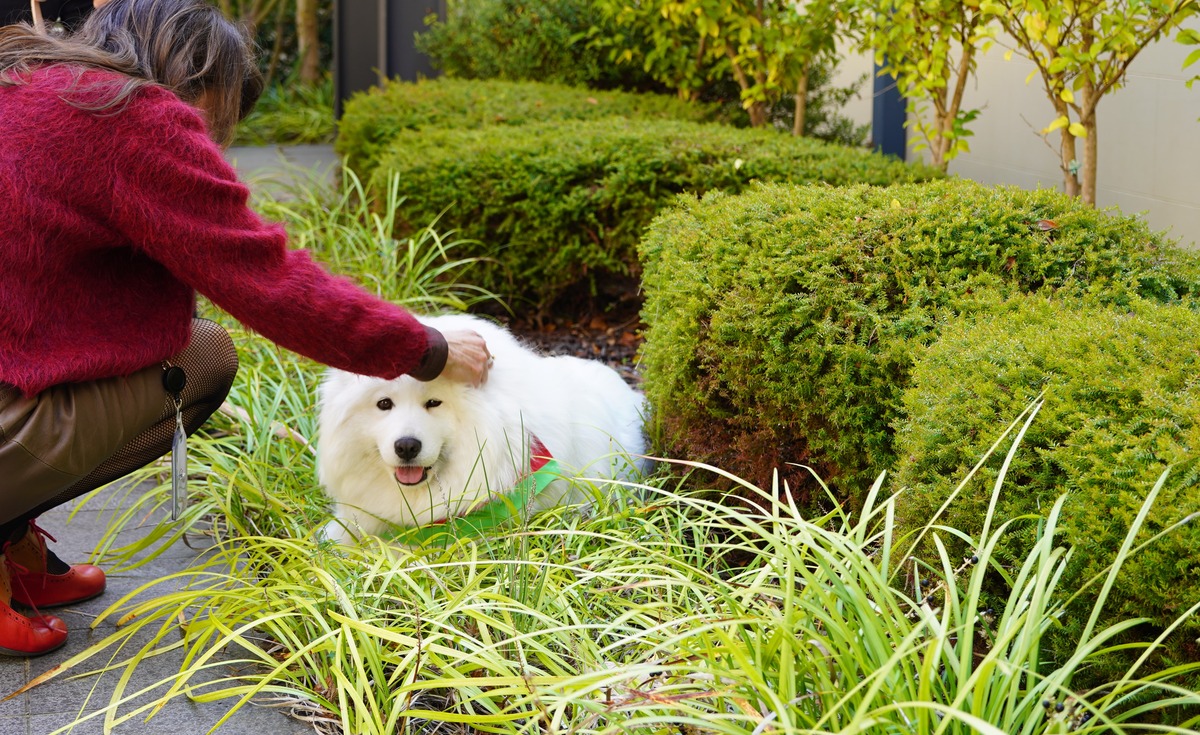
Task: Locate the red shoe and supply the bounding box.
[9,563,107,608]
[0,600,67,657]
[3,521,106,609]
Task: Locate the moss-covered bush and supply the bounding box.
[335,78,720,179]
[366,117,939,310]
[893,294,1200,679]
[638,179,1200,507]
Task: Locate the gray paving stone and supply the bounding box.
[17,667,108,718]
[0,715,27,735]
[0,658,28,719]
[28,697,311,735]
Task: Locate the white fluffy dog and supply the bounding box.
[317,313,650,544]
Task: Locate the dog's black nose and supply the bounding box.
[394,437,422,462]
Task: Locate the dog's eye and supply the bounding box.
[424,399,442,410]
[376,398,393,411]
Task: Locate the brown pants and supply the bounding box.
[0,319,237,535]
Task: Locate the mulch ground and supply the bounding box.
[495,292,646,388]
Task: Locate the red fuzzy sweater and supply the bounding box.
[0,66,440,396]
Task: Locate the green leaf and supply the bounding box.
[1048,56,1073,74]
[1042,115,1069,134]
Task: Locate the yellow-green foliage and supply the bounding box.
[367,118,937,309]
[638,179,1200,507]
[335,77,721,179]
[894,294,1200,679]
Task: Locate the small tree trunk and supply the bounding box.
[748,101,769,128]
[1080,113,1098,206]
[931,132,951,172]
[242,0,279,40]
[1053,95,1081,199]
[1077,22,1097,206]
[1059,129,1081,199]
[931,40,975,173]
[263,0,288,86]
[931,89,952,172]
[296,0,320,85]
[1077,79,1099,207]
[792,65,810,137]
[727,48,768,128]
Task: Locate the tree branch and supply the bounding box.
[1093,8,1189,105]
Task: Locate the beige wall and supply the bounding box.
[832,22,1200,248]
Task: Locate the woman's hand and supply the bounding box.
[439,329,492,387]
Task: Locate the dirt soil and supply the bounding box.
[495,289,646,388]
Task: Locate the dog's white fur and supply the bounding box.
[317,313,649,543]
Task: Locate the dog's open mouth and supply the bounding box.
[393,466,429,486]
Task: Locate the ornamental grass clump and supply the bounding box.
[894,293,1200,683]
[638,178,1200,509]
[22,169,1200,735]
[29,395,1200,734]
[367,117,938,310]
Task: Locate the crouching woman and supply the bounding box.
[0,0,491,656]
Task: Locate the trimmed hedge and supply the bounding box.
[335,78,721,180]
[637,179,1200,507]
[364,117,939,310]
[894,294,1200,679]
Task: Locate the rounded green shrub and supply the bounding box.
[894,294,1200,679]
[368,117,939,310]
[335,78,721,180]
[638,179,1200,507]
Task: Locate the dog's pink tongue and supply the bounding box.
[394,466,426,485]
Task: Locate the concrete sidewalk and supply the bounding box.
[0,145,340,735]
[225,144,341,198]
